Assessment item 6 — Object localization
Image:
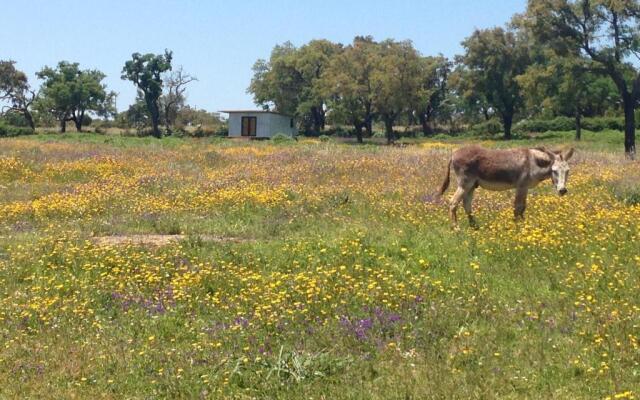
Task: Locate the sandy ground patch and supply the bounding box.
[92,234,249,246]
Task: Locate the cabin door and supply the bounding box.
[241,116,257,136]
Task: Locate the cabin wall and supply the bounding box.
[226,113,297,138]
[227,114,242,137]
[268,115,297,137]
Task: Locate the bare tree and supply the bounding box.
[162,66,197,133]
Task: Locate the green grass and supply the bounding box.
[0,130,638,399]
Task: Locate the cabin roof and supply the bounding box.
[219,110,293,117]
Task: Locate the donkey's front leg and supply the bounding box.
[514,186,528,220]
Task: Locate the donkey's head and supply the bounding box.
[550,148,574,196]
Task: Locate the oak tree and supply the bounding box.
[528,0,640,156]
[460,27,530,139]
[122,50,173,138]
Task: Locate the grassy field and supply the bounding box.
[0,131,638,399]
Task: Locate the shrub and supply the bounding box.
[214,125,228,136]
[372,131,386,139]
[511,116,632,134]
[319,134,331,142]
[0,121,35,137]
[187,125,225,137]
[514,116,575,133]
[432,133,451,140]
[470,118,503,135]
[271,133,294,143]
[582,117,626,132]
[610,177,640,205]
[0,112,30,127]
[95,119,114,129]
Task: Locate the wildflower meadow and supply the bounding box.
[0,132,639,399]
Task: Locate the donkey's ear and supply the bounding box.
[562,148,575,161]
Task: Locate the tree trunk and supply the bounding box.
[151,116,161,138]
[623,97,636,158]
[575,111,582,141]
[419,113,433,136]
[383,116,395,144]
[354,122,364,144]
[74,112,83,132]
[364,103,373,137]
[407,111,416,126]
[502,113,513,140]
[60,119,66,133]
[319,108,326,131]
[310,107,324,134]
[24,110,35,131]
[149,102,162,138]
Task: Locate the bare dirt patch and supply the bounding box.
[92,234,250,247]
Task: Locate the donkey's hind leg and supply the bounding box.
[463,186,477,227]
[449,186,467,228]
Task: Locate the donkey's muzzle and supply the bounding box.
[558,188,568,196]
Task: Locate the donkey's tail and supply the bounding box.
[438,159,452,196]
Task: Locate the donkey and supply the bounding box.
[438,145,574,226]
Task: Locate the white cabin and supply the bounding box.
[221,110,297,138]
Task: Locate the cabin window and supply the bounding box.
[241,116,257,136]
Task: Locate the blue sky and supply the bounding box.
[2,0,526,113]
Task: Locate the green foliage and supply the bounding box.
[470,118,503,135]
[415,55,452,134]
[517,55,617,122]
[1,111,30,127]
[460,27,530,139]
[582,117,625,132]
[174,106,223,128]
[121,50,173,138]
[318,134,331,142]
[321,37,378,140]
[514,116,575,133]
[512,116,635,134]
[123,93,151,133]
[527,0,640,154]
[271,133,294,143]
[371,40,423,143]
[249,40,341,133]
[189,126,224,138]
[36,61,115,132]
[0,120,35,136]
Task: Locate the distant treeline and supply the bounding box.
[248,1,640,156]
[2,1,640,155]
[0,51,223,139]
